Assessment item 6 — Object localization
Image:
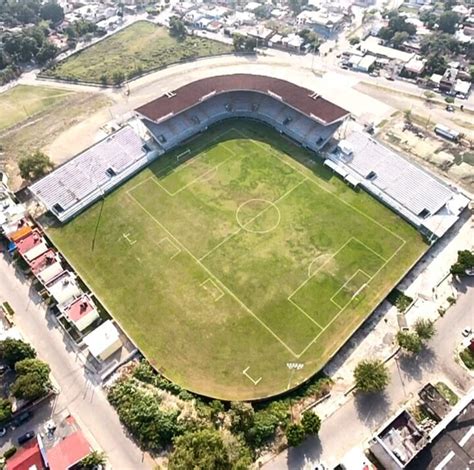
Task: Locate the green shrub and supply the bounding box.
[460,348,474,370]
[3,447,17,459]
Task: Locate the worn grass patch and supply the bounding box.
[43,21,233,84]
[0,85,77,132]
[48,120,426,400]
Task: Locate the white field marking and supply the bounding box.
[329,269,371,305]
[156,237,181,259]
[288,297,324,330]
[288,237,355,301]
[235,199,281,234]
[242,366,262,386]
[126,191,300,357]
[200,278,224,302]
[308,254,325,278]
[354,238,388,262]
[176,148,191,161]
[434,451,455,470]
[233,128,406,246]
[122,232,137,245]
[152,151,233,197]
[287,362,304,370]
[294,238,406,358]
[135,256,143,264]
[199,177,306,262]
[126,128,239,195]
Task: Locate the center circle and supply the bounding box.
[236,199,281,234]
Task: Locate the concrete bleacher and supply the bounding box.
[326,131,470,240]
[142,91,340,155]
[30,126,158,222]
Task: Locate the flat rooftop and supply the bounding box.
[135,74,349,125]
[408,401,474,469]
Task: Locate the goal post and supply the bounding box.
[176,149,191,162]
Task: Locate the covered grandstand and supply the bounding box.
[135,74,350,154]
[326,132,470,240]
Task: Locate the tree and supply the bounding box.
[12,358,51,401]
[404,109,412,123]
[354,359,389,393]
[0,398,12,423]
[229,401,255,434]
[78,451,106,469]
[169,16,186,39]
[168,429,230,470]
[392,31,409,49]
[397,331,423,354]
[254,5,270,19]
[233,34,256,52]
[111,71,125,86]
[286,423,305,447]
[15,358,50,380]
[40,2,64,24]
[414,319,435,340]
[18,150,54,181]
[301,411,321,436]
[349,36,360,45]
[420,10,438,30]
[100,74,108,86]
[450,250,474,276]
[36,41,58,65]
[0,339,36,367]
[438,11,459,34]
[425,54,448,75]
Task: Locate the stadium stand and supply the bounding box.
[28,74,469,239]
[136,74,350,154]
[326,131,470,240]
[30,126,157,222]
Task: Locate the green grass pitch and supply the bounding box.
[48,120,427,400]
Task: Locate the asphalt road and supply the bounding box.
[265,277,474,469]
[0,254,150,469]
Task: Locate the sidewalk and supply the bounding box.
[0,254,151,469]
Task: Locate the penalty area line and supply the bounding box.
[242,366,262,386]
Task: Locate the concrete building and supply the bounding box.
[60,294,100,332]
[83,320,122,361]
[369,410,429,469]
[46,272,82,308]
[360,36,415,64]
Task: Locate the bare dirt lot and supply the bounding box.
[0,89,110,189]
[378,112,474,192]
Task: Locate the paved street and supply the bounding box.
[0,254,150,469]
[265,277,474,469]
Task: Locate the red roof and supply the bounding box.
[64,296,96,322]
[6,441,44,470]
[136,74,349,125]
[46,430,91,470]
[30,249,59,274]
[15,230,44,256]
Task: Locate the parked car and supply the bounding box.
[11,411,33,429]
[0,427,7,437]
[462,327,472,337]
[445,105,455,112]
[17,431,35,445]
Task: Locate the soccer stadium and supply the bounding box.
[30,74,469,400]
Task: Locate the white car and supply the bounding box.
[462,327,472,337]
